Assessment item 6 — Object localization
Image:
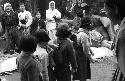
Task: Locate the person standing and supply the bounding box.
[46,1,61,40]
[18,3,33,36]
[0,3,19,54]
[53,23,77,81]
[17,35,42,81]
[30,11,46,36]
[33,30,51,81]
[73,17,93,81]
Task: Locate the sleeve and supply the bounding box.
[41,55,49,81]
[79,33,91,57]
[18,13,23,27]
[0,14,5,33]
[46,10,54,21]
[15,13,19,26]
[67,41,77,69]
[55,9,61,19]
[27,61,40,81]
[26,11,33,28]
[107,21,116,41]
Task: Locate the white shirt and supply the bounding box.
[18,10,33,28]
[46,9,61,22]
[33,45,49,81]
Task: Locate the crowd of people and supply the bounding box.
[0,0,125,81]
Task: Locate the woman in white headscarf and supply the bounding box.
[46,1,61,41]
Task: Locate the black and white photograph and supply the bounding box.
[0,0,124,81]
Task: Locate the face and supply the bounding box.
[50,3,54,10]
[5,5,12,12]
[20,4,25,11]
[36,12,41,19]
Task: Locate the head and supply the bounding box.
[4,3,12,12]
[35,11,41,19]
[76,11,83,18]
[56,23,71,39]
[106,0,125,24]
[49,1,55,10]
[19,3,25,12]
[34,29,50,44]
[80,16,93,31]
[92,18,104,29]
[19,35,37,53]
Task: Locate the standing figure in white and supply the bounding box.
[18,3,33,35]
[46,1,61,40]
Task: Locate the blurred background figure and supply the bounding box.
[30,11,46,36]
[18,3,32,36]
[46,1,61,41]
[0,3,19,54]
[105,0,125,80]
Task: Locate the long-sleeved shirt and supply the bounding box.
[33,45,49,81]
[46,9,61,22]
[18,10,33,28]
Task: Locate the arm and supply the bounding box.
[107,21,116,41]
[41,55,49,81]
[15,13,19,26]
[26,11,33,28]
[0,14,5,34]
[46,10,54,21]
[80,33,92,58]
[27,61,40,81]
[67,41,77,69]
[55,9,61,19]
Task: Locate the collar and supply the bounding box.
[21,51,34,57]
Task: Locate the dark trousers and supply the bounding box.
[54,65,71,81]
[5,27,20,52]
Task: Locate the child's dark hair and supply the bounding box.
[19,35,37,53]
[80,16,93,31]
[34,29,50,43]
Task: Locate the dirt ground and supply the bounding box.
[0,40,117,81]
[0,57,116,81]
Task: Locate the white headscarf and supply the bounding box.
[49,1,55,10]
[4,3,11,11]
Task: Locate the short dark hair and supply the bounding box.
[56,23,71,38]
[19,35,37,53]
[34,29,50,43]
[80,16,93,31]
[19,2,25,6]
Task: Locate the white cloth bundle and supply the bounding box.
[0,57,17,73]
[90,47,113,60]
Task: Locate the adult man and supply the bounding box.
[0,3,19,54]
[18,3,32,35]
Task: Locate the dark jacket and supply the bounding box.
[0,11,19,33]
[56,38,77,69]
[30,18,46,35]
[17,54,41,81]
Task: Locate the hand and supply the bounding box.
[72,68,77,73]
[48,20,53,22]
